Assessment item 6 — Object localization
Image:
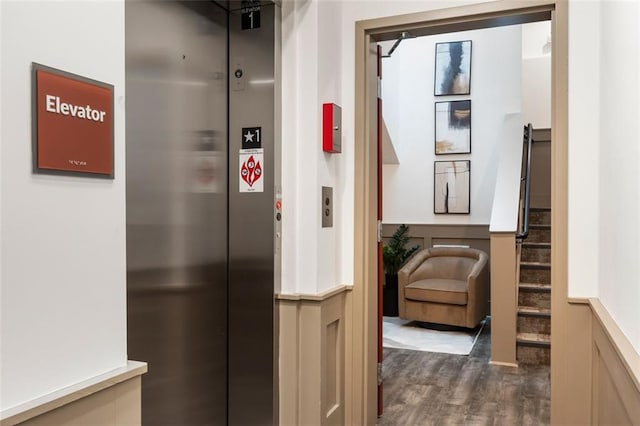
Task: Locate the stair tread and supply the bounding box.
[517,332,551,344]
[518,306,551,316]
[519,283,551,291]
[522,242,551,248]
[529,224,551,229]
[520,261,551,268]
[530,208,551,212]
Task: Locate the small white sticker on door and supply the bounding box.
[239,148,264,193]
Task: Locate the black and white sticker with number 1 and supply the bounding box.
[241,2,261,30]
[239,148,264,193]
[242,127,261,149]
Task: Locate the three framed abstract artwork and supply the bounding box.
[433,40,472,214]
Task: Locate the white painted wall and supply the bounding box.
[318,0,343,295]
[522,21,551,129]
[521,57,550,129]
[0,0,126,410]
[280,0,492,294]
[381,27,522,225]
[521,21,551,129]
[567,1,601,299]
[522,20,552,59]
[489,113,525,233]
[596,0,640,353]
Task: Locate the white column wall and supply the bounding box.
[567,0,640,354]
[381,26,522,225]
[281,0,320,294]
[597,0,640,353]
[567,0,601,298]
[0,1,127,410]
[317,0,343,294]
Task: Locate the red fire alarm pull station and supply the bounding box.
[322,103,342,153]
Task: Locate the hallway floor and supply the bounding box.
[379,318,550,425]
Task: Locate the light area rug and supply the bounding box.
[383,316,485,355]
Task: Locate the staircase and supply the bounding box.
[516,207,551,365]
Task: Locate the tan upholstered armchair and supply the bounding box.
[398,247,489,328]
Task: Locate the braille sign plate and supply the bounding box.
[32,63,114,178]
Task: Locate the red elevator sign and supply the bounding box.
[33,63,114,178]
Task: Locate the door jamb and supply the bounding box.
[352,1,579,424]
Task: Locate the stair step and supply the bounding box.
[518,306,551,317]
[519,209,551,368]
[519,283,551,292]
[518,315,551,335]
[521,244,551,263]
[520,261,551,270]
[517,344,550,365]
[529,208,551,226]
[520,267,550,284]
[517,332,551,346]
[518,291,551,309]
[527,225,551,243]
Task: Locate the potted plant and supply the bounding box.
[382,224,419,316]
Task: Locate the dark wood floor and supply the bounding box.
[379,318,550,426]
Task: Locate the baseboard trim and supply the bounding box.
[0,361,147,426]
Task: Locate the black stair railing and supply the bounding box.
[516,123,533,240]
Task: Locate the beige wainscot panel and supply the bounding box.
[380,224,490,256]
[277,285,351,426]
[0,361,146,426]
[489,232,517,366]
[590,299,640,425]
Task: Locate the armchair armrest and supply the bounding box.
[467,252,488,281]
[398,249,431,287]
[466,252,490,327]
[397,249,431,318]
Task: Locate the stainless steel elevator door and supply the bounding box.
[227,4,276,424]
[125,2,228,424]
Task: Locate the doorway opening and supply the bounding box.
[376,20,552,423]
[352,2,569,424]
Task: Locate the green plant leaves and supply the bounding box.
[382,224,419,275]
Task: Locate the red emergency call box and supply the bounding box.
[322,103,342,153]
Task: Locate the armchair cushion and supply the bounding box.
[405,278,468,305]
